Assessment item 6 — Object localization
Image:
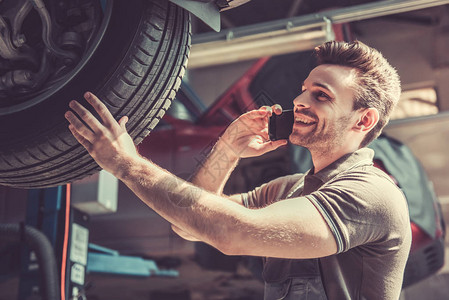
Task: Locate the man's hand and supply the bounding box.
[219,104,288,159]
[64,92,138,178]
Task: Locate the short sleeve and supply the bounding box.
[241,174,304,208]
[305,167,410,253]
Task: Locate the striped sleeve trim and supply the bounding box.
[241,193,249,208]
[306,194,344,253]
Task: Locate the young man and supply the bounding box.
[65,41,411,299]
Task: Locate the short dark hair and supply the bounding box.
[314,40,401,147]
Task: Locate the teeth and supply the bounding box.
[295,117,313,124]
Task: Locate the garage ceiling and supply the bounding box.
[194,0,381,32]
[189,0,449,68]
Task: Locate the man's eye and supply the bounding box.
[315,91,330,101]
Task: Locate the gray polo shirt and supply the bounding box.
[241,148,411,300]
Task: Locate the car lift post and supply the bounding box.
[19,185,90,300]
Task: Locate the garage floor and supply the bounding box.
[401,271,449,300]
[1,262,448,300]
[84,259,265,300]
[83,250,449,300]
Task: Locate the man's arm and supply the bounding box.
[172,103,286,238]
[65,92,337,258]
[189,140,241,202]
[170,139,241,241]
[108,153,337,258]
[190,103,285,200]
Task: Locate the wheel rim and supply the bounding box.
[0,0,113,116]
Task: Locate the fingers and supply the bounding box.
[260,106,272,112]
[254,104,283,119]
[260,104,282,113]
[272,139,288,148]
[68,124,93,151]
[260,127,269,140]
[243,105,281,121]
[66,92,127,138]
[118,116,129,131]
[259,106,273,117]
[68,100,104,133]
[245,108,271,119]
[272,104,282,115]
[65,110,96,142]
[263,139,288,152]
[84,92,116,128]
[249,135,288,150]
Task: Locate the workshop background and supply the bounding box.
[2,0,449,299]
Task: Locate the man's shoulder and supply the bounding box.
[313,163,411,253]
[330,163,400,192]
[264,173,306,194]
[243,173,307,208]
[320,164,409,221]
[262,173,306,188]
[344,165,408,217]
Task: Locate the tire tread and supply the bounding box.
[0,0,190,188]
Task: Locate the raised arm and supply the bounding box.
[190,105,287,199]
[173,107,287,240]
[64,92,337,258]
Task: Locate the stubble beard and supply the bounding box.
[290,114,353,156]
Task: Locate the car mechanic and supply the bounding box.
[64,40,411,300]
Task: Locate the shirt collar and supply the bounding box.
[305,148,374,186]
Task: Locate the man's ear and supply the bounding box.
[354,108,379,133]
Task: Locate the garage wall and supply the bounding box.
[352,8,449,111]
[352,11,449,202]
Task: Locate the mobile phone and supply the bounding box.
[269,109,294,141]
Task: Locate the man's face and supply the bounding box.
[289,64,358,155]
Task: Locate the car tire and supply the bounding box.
[0,0,190,188]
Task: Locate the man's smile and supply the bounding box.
[295,116,316,125]
[294,112,317,127]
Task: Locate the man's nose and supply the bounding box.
[293,92,311,108]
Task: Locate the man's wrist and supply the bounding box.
[112,153,144,182]
[214,138,240,164]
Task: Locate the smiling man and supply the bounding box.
[65,41,411,300]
